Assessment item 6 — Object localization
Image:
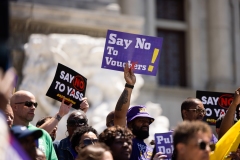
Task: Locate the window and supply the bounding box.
[156,0,185,21]
[157,29,186,87]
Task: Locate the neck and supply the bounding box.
[13,117,29,126]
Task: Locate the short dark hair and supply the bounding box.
[71,126,98,152]
[36,116,52,127]
[99,125,133,147]
[180,98,201,120]
[172,121,211,158]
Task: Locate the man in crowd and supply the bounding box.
[3,103,14,128]
[11,125,43,159]
[10,90,58,160]
[36,116,57,141]
[180,97,218,143]
[114,63,155,159]
[172,121,213,160]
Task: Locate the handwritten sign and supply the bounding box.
[101,30,163,76]
[154,132,173,159]
[46,63,87,109]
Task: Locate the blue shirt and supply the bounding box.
[130,138,153,160]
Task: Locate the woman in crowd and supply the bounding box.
[99,125,133,160]
[54,110,88,160]
[71,126,98,155]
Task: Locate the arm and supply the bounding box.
[218,88,240,139]
[39,97,72,133]
[114,63,136,127]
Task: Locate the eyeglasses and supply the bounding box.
[82,138,98,148]
[67,119,87,126]
[187,108,206,115]
[198,139,215,151]
[15,101,38,108]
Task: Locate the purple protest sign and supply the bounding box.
[101,30,163,76]
[154,132,173,159]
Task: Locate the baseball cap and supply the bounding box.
[127,105,154,124]
[11,125,43,140]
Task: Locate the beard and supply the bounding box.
[131,125,149,140]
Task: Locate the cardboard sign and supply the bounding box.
[46,63,87,109]
[101,30,163,76]
[154,132,173,159]
[196,90,237,125]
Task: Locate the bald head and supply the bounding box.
[10,90,35,107]
[10,90,37,126]
[106,111,115,127]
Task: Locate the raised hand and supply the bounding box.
[58,97,72,117]
[232,88,240,106]
[124,63,136,86]
[80,97,89,113]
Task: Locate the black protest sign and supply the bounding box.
[196,90,234,125]
[46,63,87,110]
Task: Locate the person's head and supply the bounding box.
[99,125,133,160]
[106,111,115,127]
[71,126,98,154]
[4,103,14,128]
[36,116,56,141]
[67,110,88,137]
[76,143,113,160]
[127,105,154,140]
[181,98,206,121]
[10,90,37,126]
[11,125,43,159]
[172,121,213,160]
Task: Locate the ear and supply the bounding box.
[12,105,18,112]
[176,143,186,155]
[75,146,80,153]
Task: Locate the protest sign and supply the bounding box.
[46,63,87,109]
[101,30,163,76]
[196,90,238,125]
[154,132,173,159]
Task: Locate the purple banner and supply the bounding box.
[154,132,173,159]
[101,30,163,76]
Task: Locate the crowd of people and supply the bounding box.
[0,63,240,160]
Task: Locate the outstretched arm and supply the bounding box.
[218,88,240,139]
[39,97,72,133]
[114,63,136,127]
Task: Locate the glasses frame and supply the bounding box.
[15,101,38,108]
[187,108,206,115]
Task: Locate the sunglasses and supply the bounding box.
[67,119,87,126]
[83,138,98,147]
[15,101,38,108]
[198,140,215,151]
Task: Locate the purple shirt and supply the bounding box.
[130,138,153,160]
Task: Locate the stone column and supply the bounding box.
[207,0,233,90]
[117,0,144,16]
[230,0,240,86]
[187,0,208,89]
